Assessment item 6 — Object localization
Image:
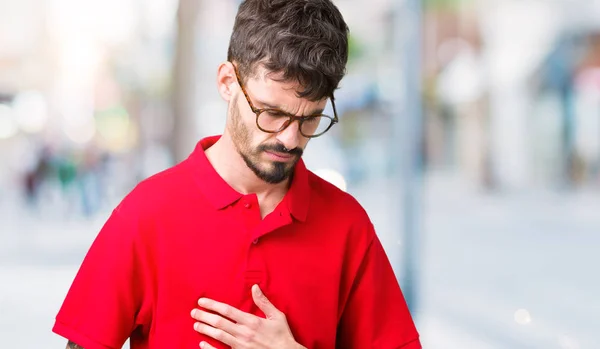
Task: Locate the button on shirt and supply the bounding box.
[52,136,421,349]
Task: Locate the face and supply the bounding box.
[227,65,327,184]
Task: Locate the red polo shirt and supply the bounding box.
[53,136,421,349]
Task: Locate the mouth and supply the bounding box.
[264,150,295,162]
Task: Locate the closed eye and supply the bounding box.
[265,109,290,118]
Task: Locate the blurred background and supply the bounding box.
[1,0,599,347]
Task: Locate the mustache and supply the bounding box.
[258,143,303,157]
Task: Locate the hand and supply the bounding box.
[191,284,305,349]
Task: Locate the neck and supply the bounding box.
[205,133,290,201]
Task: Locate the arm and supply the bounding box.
[337,230,421,349]
[66,341,84,349]
[53,207,152,349]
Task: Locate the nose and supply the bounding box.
[276,119,303,151]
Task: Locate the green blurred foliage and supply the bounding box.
[423,0,471,11]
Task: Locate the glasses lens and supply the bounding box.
[305,98,336,137]
[257,109,290,132]
[257,103,336,137]
[300,115,333,137]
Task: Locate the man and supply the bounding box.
[53,0,421,348]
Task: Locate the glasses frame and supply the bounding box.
[231,63,338,138]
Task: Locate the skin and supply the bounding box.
[64,61,324,349]
[191,285,306,349]
[206,61,327,218]
[191,62,326,347]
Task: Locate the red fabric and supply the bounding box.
[53,136,420,349]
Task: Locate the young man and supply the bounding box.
[53,0,421,348]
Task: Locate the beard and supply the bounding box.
[229,102,303,184]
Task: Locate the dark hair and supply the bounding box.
[227,0,349,101]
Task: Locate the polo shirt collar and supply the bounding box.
[188,136,310,222]
[286,158,310,222]
[188,136,242,209]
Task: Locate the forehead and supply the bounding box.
[245,65,330,108]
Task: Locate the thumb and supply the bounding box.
[251,284,281,319]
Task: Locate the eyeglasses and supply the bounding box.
[231,63,338,138]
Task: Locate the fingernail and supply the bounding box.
[194,322,200,331]
[199,342,205,348]
[191,309,197,317]
[254,284,262,294]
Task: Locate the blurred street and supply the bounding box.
[1,173,598,348]
[2,0,600,347]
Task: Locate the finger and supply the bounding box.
[194,322,236,347]
[197,298,255,325]
[191,309,240,336]
[199,341,218,349]
[251,284,282,319]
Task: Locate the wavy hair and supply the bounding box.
[227,0,349,101]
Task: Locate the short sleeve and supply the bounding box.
[336,229,421,349]
[52,208,152,349]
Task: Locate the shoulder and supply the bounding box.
[307,170,368,217]
[114,159,193,219]
[307,170,374,236]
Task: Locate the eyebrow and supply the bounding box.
[255,99,325,116]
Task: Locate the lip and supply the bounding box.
[264,150,294,161]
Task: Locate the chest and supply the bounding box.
[147,208,343,349]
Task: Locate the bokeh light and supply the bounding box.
[0,104,18,139]
[314,168,348,192]
[514,309,532,325]
[13,91,49,134]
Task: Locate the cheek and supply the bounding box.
[230,103,252,137]
[299,138,310,151]
[237,115,266,153]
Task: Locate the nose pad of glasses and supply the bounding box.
[279,118,292,132]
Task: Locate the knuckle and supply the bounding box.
[221,305,232,318]
[213,317,225,328]
[195,322,205,332]
[248,317,261,330]
[239,329,253,342]
[239,331,256,347]
[213,328,225,340]
[246,330,256,342]
[195,311,206,321]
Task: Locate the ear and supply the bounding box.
[216,62,237,102]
